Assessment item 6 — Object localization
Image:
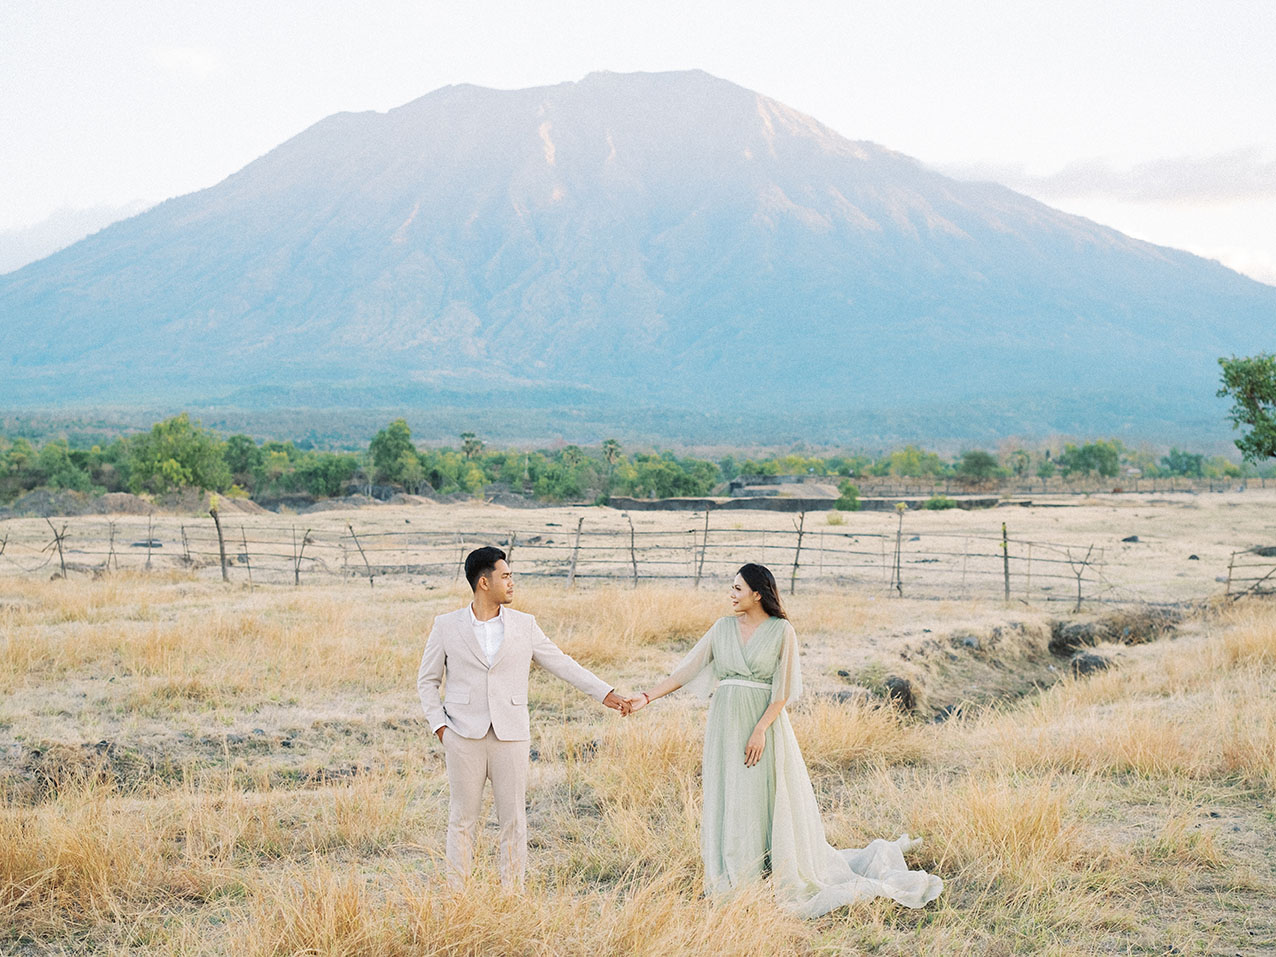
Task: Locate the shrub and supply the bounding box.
[834,480,860,511]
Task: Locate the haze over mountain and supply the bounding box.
[2,70,1273,441]
[0,200,152,275]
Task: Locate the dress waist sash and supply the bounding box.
[718,677,771,690]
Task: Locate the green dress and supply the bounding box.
[669,616,943,916]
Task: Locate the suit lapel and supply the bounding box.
[456,608,490,669]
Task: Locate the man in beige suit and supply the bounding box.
[418,545,627,886]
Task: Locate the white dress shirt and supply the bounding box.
[469,603,506,666]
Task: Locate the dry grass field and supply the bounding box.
[2,494,1276,955]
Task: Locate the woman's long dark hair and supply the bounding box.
[737,563,788,620]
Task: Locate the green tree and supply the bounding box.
[954,449,1002,487]
[1036,457,1056,487]
[1057,440,1121,479]
[128,413,230,494]
[1007,449,1030,479]
[370,419,414,484]
[35,439,93,492]
[294,452,359,497]
[601,438,622,498]
[1160,448,1204,477]
[460,432,484,460]
[225,434,265,489]
[882,445,947,478]
[1218,354,1276,463]
[834,479,860,511]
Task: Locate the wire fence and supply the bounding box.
[1225,550,1276,598]
[0,508,1216,609]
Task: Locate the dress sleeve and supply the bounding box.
[667,623,716,689]
[771,621,802,704]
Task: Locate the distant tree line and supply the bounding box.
[2,411,1270,509]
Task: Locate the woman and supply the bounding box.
[626,563,942,917]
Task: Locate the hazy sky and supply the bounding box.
[3,0,1275,281]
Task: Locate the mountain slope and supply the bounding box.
[2,69,1273,429]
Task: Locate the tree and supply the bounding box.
[294,452,359,497]
[1057,440,1120,479]
[225,434,265,488]
[601,438,622,498]
[1218,354,1276,462]
[128,413,230,495]
[460,432,484,460]
[1007,449,1030,480]
[954,450,1001,487]
[370,419,414,484]
[834,479,860,511]
[1035,457,1056,490]
[1161,448,1204,477]
[35,439,93,492]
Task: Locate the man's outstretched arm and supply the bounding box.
[529,619,627,712]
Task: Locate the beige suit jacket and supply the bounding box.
[417,606,612,741]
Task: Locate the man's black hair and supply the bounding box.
[464,546,507,592]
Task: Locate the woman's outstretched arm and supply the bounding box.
[626,623,716,712]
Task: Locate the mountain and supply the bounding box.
[0,201,152,275]
[2,70,1273,440]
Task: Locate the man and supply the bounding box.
[417,545,627,886]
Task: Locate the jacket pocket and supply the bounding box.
[510,694,528,705]
[447,691,470,704]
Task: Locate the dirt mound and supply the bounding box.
[98,492,156,515]
[156,489,267,515]
[487,491,542,508]
[1048,606,1184,655]
[1,488,96,517]
[386,493,435,506]
[300,494,383,513]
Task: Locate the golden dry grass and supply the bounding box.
[2,572,1275,954]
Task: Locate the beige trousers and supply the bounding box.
[442,726,530,886]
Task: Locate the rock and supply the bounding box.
[883,675,915,712]
[951,633,981,651]
[836,669,851,678]
[1188,554,1199,560]
[1070,652,1111,676]
[1049,621,1097,655]
[1122,535,1140,543]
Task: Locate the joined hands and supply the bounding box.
[604,691,651,716]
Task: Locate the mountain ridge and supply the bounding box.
[2,70,1272,440]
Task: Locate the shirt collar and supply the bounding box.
[469,603,504,627]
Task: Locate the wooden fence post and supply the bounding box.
[1068,544,1094,613]
[891,503,906,597]
[347,523,374,589]
[145,515,154,571]
[180,525,191,565]
[567,516,584,587]
[240,526,253,591]
[1226,551,1235,596]
[1001,522,1010,602]
[790,511,806,595]
[506,531,517,567]
[45,518,67,578]
[291,527,312,586]
[209,506,229,582]
[104,521,117,573]
[625,514,639,587]
[696,508,711,587]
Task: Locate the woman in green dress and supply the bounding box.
[626,563,942,917]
